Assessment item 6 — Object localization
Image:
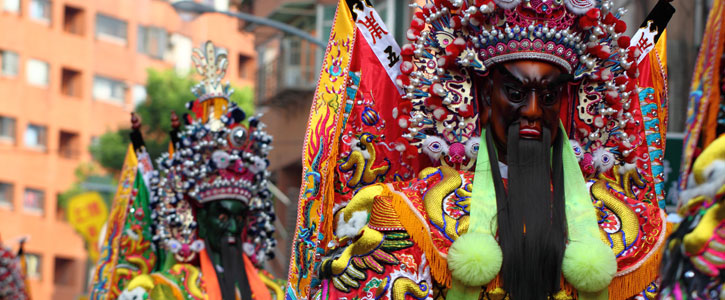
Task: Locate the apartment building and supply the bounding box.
[0,0,256,298]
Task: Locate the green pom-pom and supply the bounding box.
[562,240,617,292]
[448,232,502,286]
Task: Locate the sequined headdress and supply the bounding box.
[398,0,646,177]
[149,41,276,266]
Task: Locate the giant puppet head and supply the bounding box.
[397,0,646,180]
[149,41,276,268]
[394,0,649,298]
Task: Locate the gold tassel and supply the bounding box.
[388,190,452,287]
[607,222,671,300]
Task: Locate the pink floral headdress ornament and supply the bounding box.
[397,0,644,176]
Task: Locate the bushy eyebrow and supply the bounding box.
[495,64,523,85]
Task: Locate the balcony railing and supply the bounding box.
[258,36,319,105]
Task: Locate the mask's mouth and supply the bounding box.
[519,121,542,139]
[227,235,236,244]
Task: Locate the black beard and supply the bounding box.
[210,239,253,300]
[486,123,567,299]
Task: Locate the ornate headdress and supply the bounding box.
[149,41,276,266]
[398,0,646,178]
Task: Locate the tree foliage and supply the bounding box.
[90,69,255,172]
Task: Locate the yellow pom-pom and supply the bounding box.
[562,240,617,292]
[447,232,502,286]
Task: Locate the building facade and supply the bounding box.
[0,0,256,298]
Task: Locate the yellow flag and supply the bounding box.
[66,192,108,261]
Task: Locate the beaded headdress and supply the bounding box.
[149,41,276,266]
[398,0,645,178]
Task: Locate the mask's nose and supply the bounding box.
[520,91,543,121]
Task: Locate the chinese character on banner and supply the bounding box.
[66,192,108,261]
[357,11,388,44]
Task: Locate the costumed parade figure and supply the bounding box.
[659,1,725,298]
[90,41,282,300]
[0,237,29,300]
[287,0,673,299]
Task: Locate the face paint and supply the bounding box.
[479,60,571,161]
[197,200,247,252]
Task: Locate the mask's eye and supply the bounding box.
[573,145,581,156]
[505,86,524,103]
[427,141,443,153]
[542,92,558,105]
[218,214,229,222]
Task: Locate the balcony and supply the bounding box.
[257,36,318,106]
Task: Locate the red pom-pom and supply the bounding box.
[458,103,475,118]
[450,16,463,29]
[603,12,617,25]
[586,8,601,20]
[614,76,628,86]
[438,56,453,68]
[579,18,596,30]
[626,65,639,78]
[396,75,410,88]
[425,95,443,109]
[423,4,433,15]
[614,20,627,34]
[415,11,424,19]
[401,44,415,56]
[446,44,463,57]
[406,28,421,41]
[627,46,641,62]
[397,116,410,129]
[400,61,415,75]
[399,101,413,115]
[604,91,620,104]
[617,36,631,49]
[432,107,449,121]
[411,18,425,31]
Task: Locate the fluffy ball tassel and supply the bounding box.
[447,232,502,286]
[562,240,617,293]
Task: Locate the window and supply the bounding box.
[169,34,192,74]
[137,25,168,59]
[1,50,19,76]
[0,182,12,208]
[29,0,50,23]
[132,84,146,106]
[204,0,229,11]
[54,257,78,285]
[0,116,16,141]
[58,130,79,159]
[26,59,49,87]
[63,5,84,35]
[23,188,44,214]
[318,4,336,42]
[238,53,252,79]
[96,14,127,44]
[3,0,20,13]
[61,68,81,97]
[25,124,47,149]
[25,253,41,279]
[93,75,125,102]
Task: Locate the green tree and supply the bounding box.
[90,68,255,172]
